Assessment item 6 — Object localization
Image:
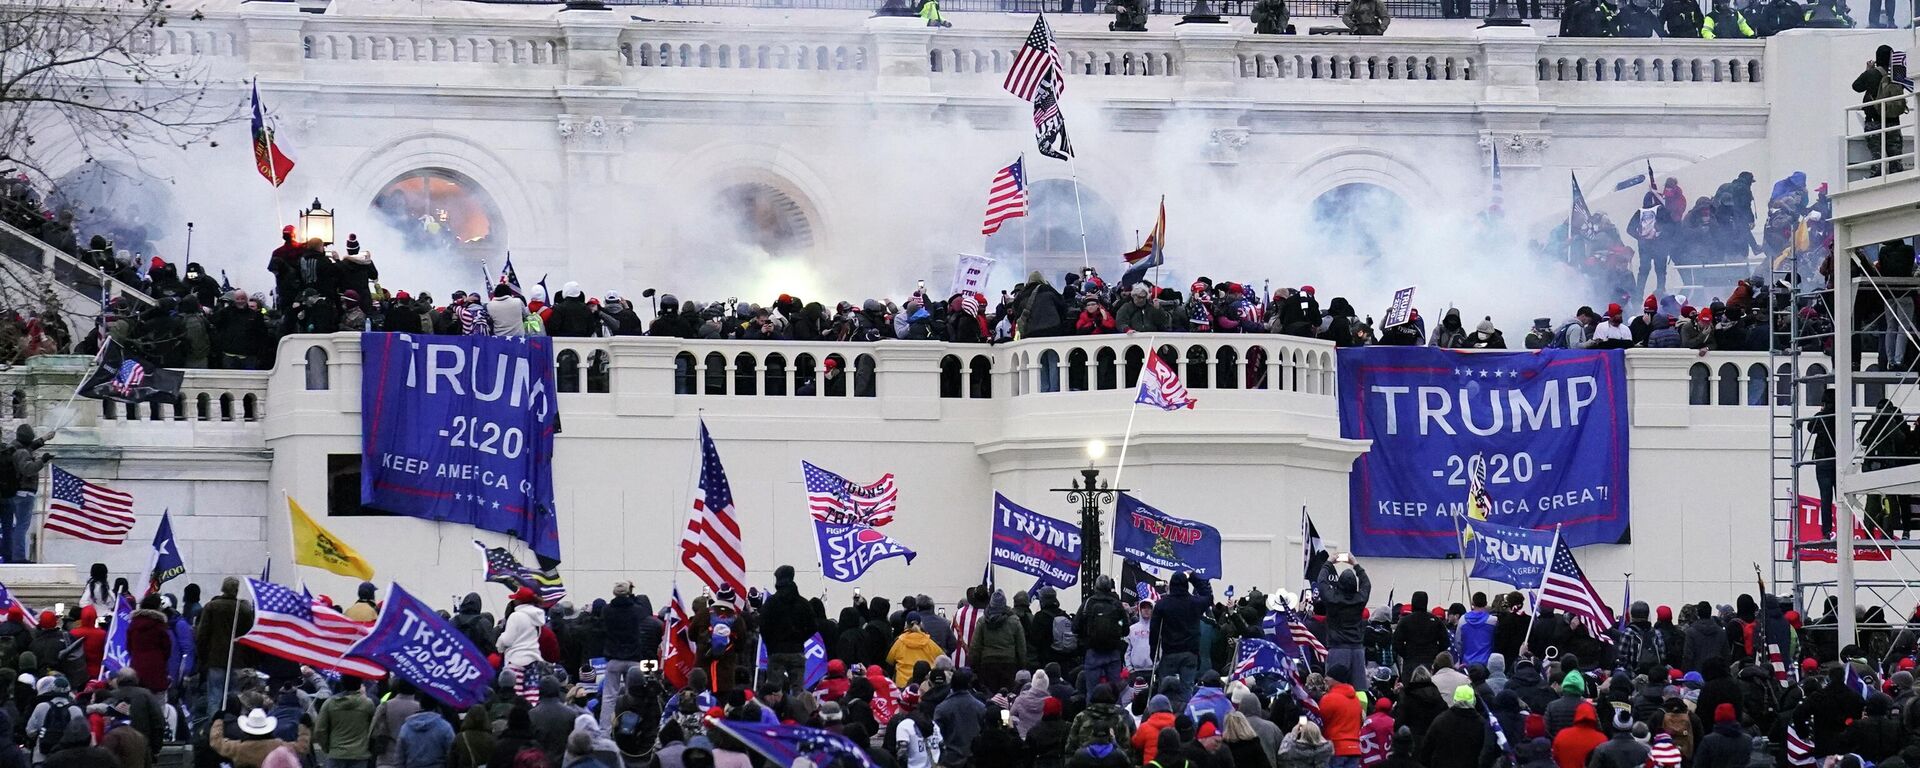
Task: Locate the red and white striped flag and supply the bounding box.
[953,599,983,668]
[1649,735,1683,767]
[661,582,697,690]
[1769,643,1792,686]
[1289,615,1327,662]
[1002,15,1064,102]
[45,466,135,544]
[1538,535,1614,643]
[1785,723,1815,766]
[237,579,385,679]
[981,157,1028,236]
[1137,352,1197,411]
[682,419,747,600]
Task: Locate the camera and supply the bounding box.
[639,659,660,673]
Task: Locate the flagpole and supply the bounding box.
[1449,505,1472,607]
[1520,525,1561,659]
[1066,157,1092,271]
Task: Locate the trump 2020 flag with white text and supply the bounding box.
[1462,517,1558,590]
[813,521,916,582]
[346,583,493,708]
[359,334,561,561]
[1138,353,1196,411]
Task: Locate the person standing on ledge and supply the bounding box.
[1342,0,1391,34]
[0,426,49,564]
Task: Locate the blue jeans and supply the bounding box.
[601,659,636,728]
[1081,649,1125,698]
[202,667,230,725]
[1155,651,1199,687]
[2,494,32,563]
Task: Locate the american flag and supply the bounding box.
[1894,51,1913,91]
[801,461,898,527]
[1289,613,1326,662]
[953,599,982,668]
[981,157,1029,236]
[110,360,145,396]
[1538,536,1613,643]
[1002,15,1064,102]
[1769,643,1792,686]
[45,466,136,544]
[1785,723,1815,766]
[1137,352,1196,411]
[1289,658,1322,724]
[459,303,492,336]
[1486,145,1504,217]
[1649,735,1683,767]
[682,419,747,599]
[474,541,567,607]
[1570,173,1592,236]
[239,579,385,679]
[1136,581,1159,603]
[1031,74,1074,162]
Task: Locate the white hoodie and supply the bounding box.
[498,602,546,668]
[1125,617,1154,671]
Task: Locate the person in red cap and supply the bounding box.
[269,225,304,315]
[497,587,547,689]
[1591,303,1634,348]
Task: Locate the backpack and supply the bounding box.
[1083,598,1129,653]
[1880,73,1909,121]
[1634,626,1662,670]
[36,701,71,746]
[1051,614,1079,655]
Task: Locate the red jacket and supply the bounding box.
[1552,703,1607,768]
[1321,683,1365,756]
[1132,711,1177,764]
[126,609,173,691]
[1361,710,1396,766]
[71,606,107,681]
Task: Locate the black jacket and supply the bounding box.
[602,594,661,662]
[1696,664,1746,727]
[450,593,496,656]
[547,297,600,338]
[1394,612,1449,671]
[1694,722,1751,768]
[1416,707,1486,768]
[759,582,815,655]
[1149,577,1212,656]
[1684,619,1729,672]
[1316,566,1371,647]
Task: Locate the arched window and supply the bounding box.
[1185,345,1209,389]
[1068,349,1090,392]
[1215,346,1240,390]
[825,354,848,397]
[940,355,963,399]
[704,352,727,395]
[1748,363,1770,406]
[196,393,211,421]
[969,355,992,398]
[765,353,789,396]
[674,352,697,395]
[1038,349,1061,394]
[587,351,611,393]
[712,182,814,254]
[370,168,505,262]
[854,354,877,398]
[794,354,817,396]
[1716,363,1740,405]
[1125,346,1145,389]
[1095,348,1118,391]
[1309,183,1409,263]
[243,393,259,421]
[1246,345,1269,389]
[304,346,329,391]
[981,179,1123,292]
[735,353,758,396]
[556,350,581,393]
[1688,363,1711,405]
[1776,363,1793,406]
[1805,363,1828,405]
[219,393,235,421]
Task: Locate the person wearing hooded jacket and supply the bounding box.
[1151,573,1214,687]
[1685,604,1729,673]
[1661,0,1706,33]
[759,565,815,688]
[1693,703,1751,768]
[1428,308,1469,348]
[124,595,170,693]
[1415,686,1485,768]
[969,590,1028,694]
[449,593,495,657]
[1394,592,1448,677]
[1393,667,1446,739]
[1317,554,1371,687]
[599,581,658,729]
[1551,702,1606,768]
[1457,594,1498,667]
[546,287,601,338]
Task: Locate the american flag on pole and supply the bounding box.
[1769,643,1792,686]
[238,579,385,679]
[1537,532,1614,643]
[1137,352,1197,411]
[1486,145,1504,217]
[1002,15,1064,102]
[45,466,135,544]
[474,541,567,607]
[801,461,898,527]
[1785,723,1815,766]
[682,419,747,599]
[982,157,1029,236]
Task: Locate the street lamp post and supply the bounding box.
[1053,440,1126,604]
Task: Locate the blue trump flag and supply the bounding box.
[813,521,915,582]
[359,334,561,561]
[709,719,876,768]
[1462,518,1558,589]
[803,633,829,689]
[1234,637,1287,680]
[1337,348,1630,558]
[97,595,133,681]
[148,509,185,592]
[1113,494,1223,578]
[989,493,1082,590]
[346,583,493,708]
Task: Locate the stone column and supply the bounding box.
[239,0,307,81]
[866,16,933,96]
[1474,23,1543,103]
[1174,22,1241,97]
[558,10,629,88]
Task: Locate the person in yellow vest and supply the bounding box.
[916,0,951,26]
[1702,0,1756,37]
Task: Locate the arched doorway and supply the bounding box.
[370,169,505,260]
[982,179,1122,287]
[1308,183,1408,263]
[714,182,814,255]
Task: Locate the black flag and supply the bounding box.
[1032,73,1074,161]
[80,349,183,405]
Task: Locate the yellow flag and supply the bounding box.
[289,497,375,581]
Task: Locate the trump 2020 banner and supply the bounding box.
[1113,493,1223,578]
[346,583,493,708]
[1462,517,1559,589]
[1338,348,1629,558]
[360,334,561,561]
[989,493,1082,590]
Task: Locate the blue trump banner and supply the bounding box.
[814,521,916,582]
[1463,518,1558,589]
[1113,494,1223,578]
[360,334,561,561]
[989,493,1082,590]
[346,583,493,708]
[803,633,828,689]
[1234,637,1287,680]
[1337,348,1630,558]
[708,719,876,768]
[98,595,133,681]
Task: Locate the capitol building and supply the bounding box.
[1,0,1914,617]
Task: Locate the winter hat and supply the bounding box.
[35,611,53,630]
[1453,686,1477,707]
[1657,605,1672,622]
[1611,707,1634,731]
[150,256,166,271]
[509,587,538,605]
[1476,317,1496,335]
[1148,694,1172,714]
[1533,317,1552,331]
[1197,721,1218,739]
[1643,294,1658,312]
[1605,303,1624,318]
[1561,671,1585,695]
[1524,714,1547,740]
[1713,703,1736,724]
[1374,698,1392,713]
[1043,697,1062,718]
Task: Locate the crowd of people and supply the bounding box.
[0,555,1910,768]
[0,163,1881,383]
